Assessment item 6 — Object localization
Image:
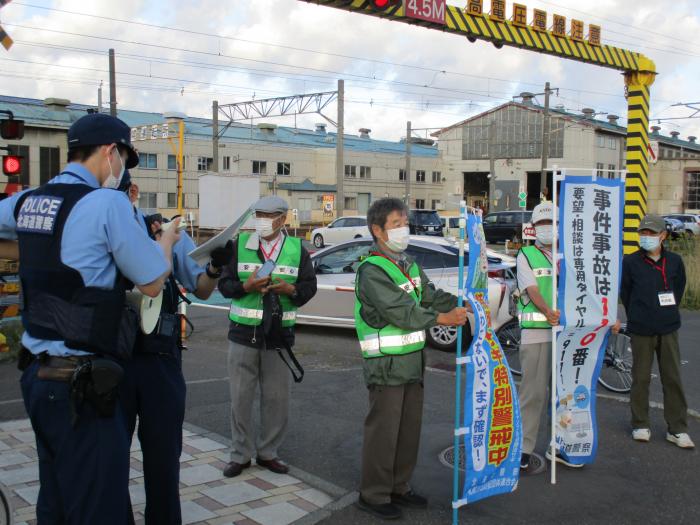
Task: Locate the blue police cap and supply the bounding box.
[68,113,139,169]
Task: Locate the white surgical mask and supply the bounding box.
[535,225,554,245]
[255,217,276,238]
[103,147,125,190]
[639,235,660,252]
[386,226,410,252]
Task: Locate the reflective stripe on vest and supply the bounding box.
[354,255,426,358]
[359,330,426,356]
[230,233,301,327]
[518,245,553,330]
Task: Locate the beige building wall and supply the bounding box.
[647,159,700,215]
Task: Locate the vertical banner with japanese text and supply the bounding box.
[458,212,521,506]
[555,175,625,465]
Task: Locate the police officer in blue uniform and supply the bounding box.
[116,173,231,525]
[0,113,180,525]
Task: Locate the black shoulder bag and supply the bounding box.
[261,292,304,383]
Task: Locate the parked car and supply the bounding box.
[663,217,685,240]
[409,209,443,236]
[440,216,461,238]
[482,210,533,244]
[311,216,368,248]
[296,236,516,351]
[663,214,700,236]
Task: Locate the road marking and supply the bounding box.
[0,398,23,406]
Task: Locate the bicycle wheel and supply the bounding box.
[497,319,522,376]
[597,330,633,393]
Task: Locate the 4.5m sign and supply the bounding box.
[405,0,446,25]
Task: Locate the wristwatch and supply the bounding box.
[206,262,223,279]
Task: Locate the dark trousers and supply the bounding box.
[20,360,131,525]
[120,352,186,525]
[630,331,688,434]
[360,383,424,505]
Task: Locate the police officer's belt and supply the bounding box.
[37,355,90,382]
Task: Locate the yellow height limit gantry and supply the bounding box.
[302,0,657,253]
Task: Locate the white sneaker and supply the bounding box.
[666,432,695,449]
[545,449,584,469]
[632,428,651,442]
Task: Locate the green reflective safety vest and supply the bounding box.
[229,232,301,328]
[518,245,553,329]
[354,255,426,358]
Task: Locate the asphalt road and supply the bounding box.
[1,308,698,524]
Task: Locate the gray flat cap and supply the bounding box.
[637,214,665,233]
[254,195,288,214]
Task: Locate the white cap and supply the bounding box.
[531,201,558,224]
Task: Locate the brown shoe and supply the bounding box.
[223,460,251,478]
[256,457,289,474]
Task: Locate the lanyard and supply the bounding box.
[370,251,418,291]
[260,236,281,261]
[643,255,668,291]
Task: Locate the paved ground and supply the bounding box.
[1,308,699,524]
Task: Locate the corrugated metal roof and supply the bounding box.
[0,95,438,157]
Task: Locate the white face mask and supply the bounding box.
[536,224,554,245]
[639,235,660,252]
[102,147,125,190]
[255,217,276,238]
[385,226,410,252]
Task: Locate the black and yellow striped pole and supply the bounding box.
[0,0,14,51]
[301,1,657,252]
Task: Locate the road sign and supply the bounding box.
[518,191,527,200]
[647,140,659,164]
[519,200,527,208]
[405,0,446,25]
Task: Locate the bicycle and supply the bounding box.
[496,319,633,394]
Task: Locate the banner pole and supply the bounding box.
[550,166,561,484]
[452,201,467,524]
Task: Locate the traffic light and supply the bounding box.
[368,0,402,12]
[0,118,25,140]
[2,155,21,176]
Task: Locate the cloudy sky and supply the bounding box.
[1,0,699,141]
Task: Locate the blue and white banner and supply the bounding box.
[555,175,625,465]
[457,212,521,506]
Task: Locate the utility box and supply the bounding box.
[199,175,259,229]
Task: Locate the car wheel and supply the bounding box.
[313,234,324,248]
[427,323,471,352]
[685,229,694,237]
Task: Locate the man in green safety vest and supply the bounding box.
[218,195,317,478]
[354,198,468,520]
[516,201,582,472]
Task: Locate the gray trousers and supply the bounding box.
[227,341,291,463]
[517,342,551,455]
[360,383,424,505]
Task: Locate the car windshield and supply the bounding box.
[413,211,441,226]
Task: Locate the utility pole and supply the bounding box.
[108,49,117,117]
[405,121,412,206]
[335,79,344,217]
[97,81,103,113]
[488,119,496,213]
[540,81,552,198]
[212,100,219,173]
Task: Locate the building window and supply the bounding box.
[432,171,442,183]
[415,198,425,209]
[360,166,371,179]
[596,162,605,178]
[596,135,606,148]
[197,157,213,172]
[138,152,157,169]
[277,162,291,176]
[686,171,700,210]
[252,160,267,175]
[399,169,406,181]
[223,156,231,171]
[167,155,185,171]
[40,146,61,185]
[344,196,357,209]
[138,192,157,210]
[608,137,617,149]
[167,193,177,208]
[431,199,440,210]
[608,164,616,178]
[416,170,426,183]
[344,165,356,178]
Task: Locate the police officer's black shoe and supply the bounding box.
[357,496,402,520]
[390,490,428,508]
[223,460,251,478]
[256,457,289,474]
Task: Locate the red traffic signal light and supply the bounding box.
[2,155,21,176]
[369,0,401,11]
[0,119,25,140]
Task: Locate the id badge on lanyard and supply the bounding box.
[658,292,676,307]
